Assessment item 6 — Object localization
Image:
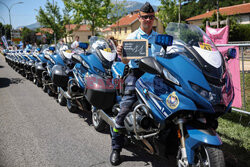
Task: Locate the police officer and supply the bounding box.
[110,2,162,166]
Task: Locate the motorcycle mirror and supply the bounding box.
[227,48,236,60]
[155,34,173,51]
[72,54,83,63]
[139,57,163,75]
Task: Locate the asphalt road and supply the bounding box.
[0,54,175,167]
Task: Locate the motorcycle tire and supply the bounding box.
[58,92,67,106]
[92,109,107,132]
[67,100,79,113]
[47,88,54,97]
[177,145,225,167]
[42,85,48,93]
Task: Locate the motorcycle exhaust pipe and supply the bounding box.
[97,109,115,128]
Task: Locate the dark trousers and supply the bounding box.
[111,69,143,151]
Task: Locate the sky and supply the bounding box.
[0,0,161,29]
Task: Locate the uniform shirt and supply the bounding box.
[71,40,79,49]
[126,27,162,68]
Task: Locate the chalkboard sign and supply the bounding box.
[122,39,148,59]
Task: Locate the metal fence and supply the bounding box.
[216,43,250,124]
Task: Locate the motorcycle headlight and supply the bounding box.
[190,82,213,101]
[163,68,180,86]
[94,67,105,76]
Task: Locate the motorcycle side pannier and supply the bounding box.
[51,65,69,88]
[35,62,46,77]
[85,75,116,110]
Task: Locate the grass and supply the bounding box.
[216,72,250,167]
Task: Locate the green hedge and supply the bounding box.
[230,24,250,41]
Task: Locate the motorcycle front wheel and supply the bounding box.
[177,145,225,167]
[92,109,107,132]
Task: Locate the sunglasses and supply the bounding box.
[140,15,155,20]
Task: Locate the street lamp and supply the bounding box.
[0,1,24,41]
[0,16,5,24]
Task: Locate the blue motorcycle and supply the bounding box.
[68,37,117,113]
[42,46,65,96]
[88,23,236,166]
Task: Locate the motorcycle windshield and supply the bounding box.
[165,23,225,83]
[88,36,117,62]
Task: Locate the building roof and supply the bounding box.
[110,13,139,28]
[65,24,90,31]
[36,28,53,36]
[186,3,250,21]
[101,27,112,32]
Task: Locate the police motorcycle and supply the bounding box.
[16,50,31,76]
[67,36,117,113]
[89,23,236,166]
[50,43,76,106]
[24,48,40,81]
[32,45,49,87]
[42,45,65,96]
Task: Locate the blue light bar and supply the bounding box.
[49,46,55,51]
[155,34,173,48]
[79,42,89,50]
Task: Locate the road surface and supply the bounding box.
[0,54,175,167]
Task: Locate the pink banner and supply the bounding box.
[206,26,229,44]
[206,26,242,108]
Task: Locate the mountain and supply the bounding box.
[16,22,41,30]
[113,1,158,15]
[16,1,158,30]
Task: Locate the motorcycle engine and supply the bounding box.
[124,105,153,133]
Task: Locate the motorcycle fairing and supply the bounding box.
[185,125,222,164]
[50,54,65,66]
[136,73,197,123]
[73,63,87,89]
[81,53,105,74]
[156,55,216,113]
[112,62,126,79]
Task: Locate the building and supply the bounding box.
[64,24,92,43]
[107,10,164,43]
[186,3,250,26]
[36,25,92,43]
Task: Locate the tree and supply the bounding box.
[36,0,68,43]
[157,0,179,28]
[4,24,12,40]
[63,0,125,36]
[21,27,36,44]
[0,22,5,37]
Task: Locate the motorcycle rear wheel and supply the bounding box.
[177,145,225,167]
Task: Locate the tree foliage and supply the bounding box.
[157,0,179,28]
[0,24,12,40]
[181,0,250,21]
[21,27,36,44]
[36,0,69,43]
[63,0,126,36]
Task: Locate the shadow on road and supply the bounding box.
[122,143,175,167]
[0,77,24,88]
[0,78,10,88]
[0,65,4,68]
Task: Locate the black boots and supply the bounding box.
[110,149,121,166]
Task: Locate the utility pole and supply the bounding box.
[53,0,56,45]
[216,0,219,28]
[179,0,181,23]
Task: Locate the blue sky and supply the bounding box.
[0,0,161,29]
